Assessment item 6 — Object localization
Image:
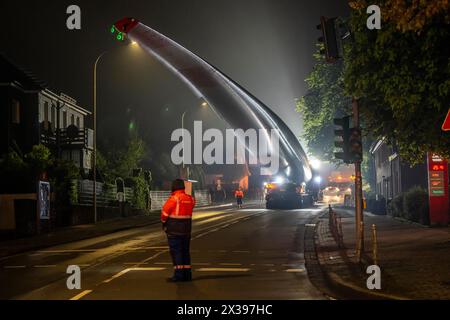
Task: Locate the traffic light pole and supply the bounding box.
[352,97,364,260]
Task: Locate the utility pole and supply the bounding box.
[352,97,364,258]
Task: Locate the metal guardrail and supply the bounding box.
[149,190,212,211]
[76,180,132,207]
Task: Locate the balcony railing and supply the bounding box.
[40,127,94,150]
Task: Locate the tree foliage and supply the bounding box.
[349,0,450,33]
[296,46,351,161]
[345,0,450,164]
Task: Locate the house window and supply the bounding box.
[44,101,49,130]
[76,116,80,128]
[11,99,21,124]
[62,110,67,128]
[51,105,56,129]
[71,114,75,125]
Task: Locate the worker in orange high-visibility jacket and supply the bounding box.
[234,187,244,209]
[161,179,195,282]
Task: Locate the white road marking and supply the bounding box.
[37,249,96,253]
[3,265,26,269]
[219,263,242,266]
[197,267,250,272]
[128,267,166,271]
[193,263,211,266]
[70,290,93,300]
[34,265,57,268]
[232,250,250,253]
[103,269,132,283]
[154,262,172,265]
[196,214,231,226]
[124,262,149,265]
[102,250,169,284]
[285,268,305,272]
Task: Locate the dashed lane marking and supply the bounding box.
[219,263,242,266]
[102,267,166,283]
[70,290,93,300]
[197,267,250,272]
[36,249,96,253]
[3,265,26,269]
[285,268,305,273]
[34,265,57,268]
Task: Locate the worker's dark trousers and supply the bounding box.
[167,235,191,280]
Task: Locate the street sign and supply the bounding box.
[427,153,449,226]
[442,109,450,131]
[38,181,51,220]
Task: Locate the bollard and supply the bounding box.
[371,224,378,265]
[338,216,344,247]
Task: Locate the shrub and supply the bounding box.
[130,176,149,210]
[403,186,429,225]
[388,194,404,218]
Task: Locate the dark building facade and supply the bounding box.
[369,139,428,201]
[0,54,93,173]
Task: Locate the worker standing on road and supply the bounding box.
[161,179,195,282]
[234,187,244,209]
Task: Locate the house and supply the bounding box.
[0,54,93,173]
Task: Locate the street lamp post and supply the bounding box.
[181,110,189,179]
[92,42,138,223]
[93,51,108,224]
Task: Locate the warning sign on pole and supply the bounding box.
[442,109,450,131]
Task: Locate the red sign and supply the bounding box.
[442,109,450,131]
[427,153,449,226]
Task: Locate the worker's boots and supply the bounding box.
[183,269,192,281]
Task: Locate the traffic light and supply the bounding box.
[349,128,363,162]
[316,16,340,63]
[334,116,351,163]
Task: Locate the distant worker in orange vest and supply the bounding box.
[161,179,195,282]
[234,187,244,209]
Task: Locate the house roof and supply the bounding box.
[0,53,47,91]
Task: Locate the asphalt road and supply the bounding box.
[0,203,328,300]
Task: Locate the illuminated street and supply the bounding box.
[0,203,327,300]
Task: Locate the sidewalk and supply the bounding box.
[314,207,450,299]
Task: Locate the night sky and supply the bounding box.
[1,0,349,155]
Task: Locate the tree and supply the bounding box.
[297,44,376,192]
[296,45,351,162]
[98,133,146,183]
[349,0,450,33]
[345,0,450,164]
